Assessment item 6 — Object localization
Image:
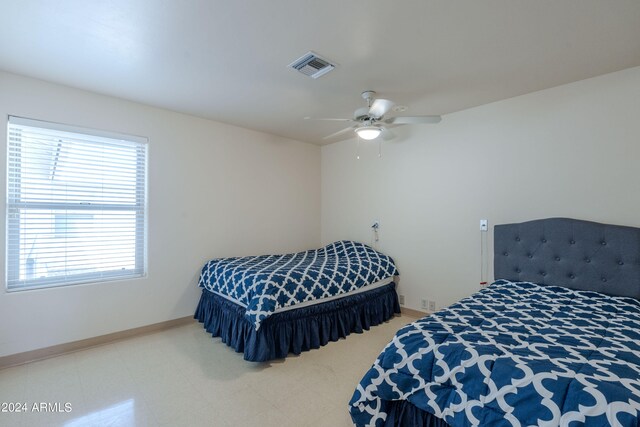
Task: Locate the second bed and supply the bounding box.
[194,240,400,361]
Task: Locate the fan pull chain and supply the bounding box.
[378,139,382,158]
[356,137,361,160]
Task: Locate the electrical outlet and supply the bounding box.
[428,300,436,312]
[421,299,427,310]
[399,294,405,305]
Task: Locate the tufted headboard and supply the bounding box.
[494,218,640,299]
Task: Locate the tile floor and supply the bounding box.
[0,315,414,427]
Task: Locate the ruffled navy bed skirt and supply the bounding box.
[383,400,450,427]
[194,282,400,362]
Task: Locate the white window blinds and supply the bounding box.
[6,116,147,290]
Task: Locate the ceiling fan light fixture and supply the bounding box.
[355,126,382,140]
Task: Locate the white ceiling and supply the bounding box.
[1,1,639,145]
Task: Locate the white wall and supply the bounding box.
[0,71,321,357]
[322,66,640,313]
[4,65,639,357]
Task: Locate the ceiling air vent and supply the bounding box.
[288,51,335,79]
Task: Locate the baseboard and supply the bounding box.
[0,316,195,370]
[401,307,429,318]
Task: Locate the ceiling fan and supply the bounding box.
[306,90,442,141]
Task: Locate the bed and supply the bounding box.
[194,240,400,361]
[350,218,640,426]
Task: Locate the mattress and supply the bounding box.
[350,279,640,426]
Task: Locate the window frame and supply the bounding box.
[5,116,148,292]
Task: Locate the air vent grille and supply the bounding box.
[288,51,335,79]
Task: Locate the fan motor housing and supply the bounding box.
[353,107,371,121]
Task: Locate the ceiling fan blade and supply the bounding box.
[369,99,395,119]
[304,117,353,122]
[385,115,442,125]
[380,128,396,141]
[323,126,357,140]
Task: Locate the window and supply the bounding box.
[6,116,147,291]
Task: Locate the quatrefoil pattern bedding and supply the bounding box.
[198,240,398,330]
[350,280,640,427]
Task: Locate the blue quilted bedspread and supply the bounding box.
[350,280,640,427]
[198,241,398,330]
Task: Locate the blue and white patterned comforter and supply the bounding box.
[350,280,640,427]
[198,241,398,330]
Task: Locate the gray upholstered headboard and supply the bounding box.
[494,218,640,299]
